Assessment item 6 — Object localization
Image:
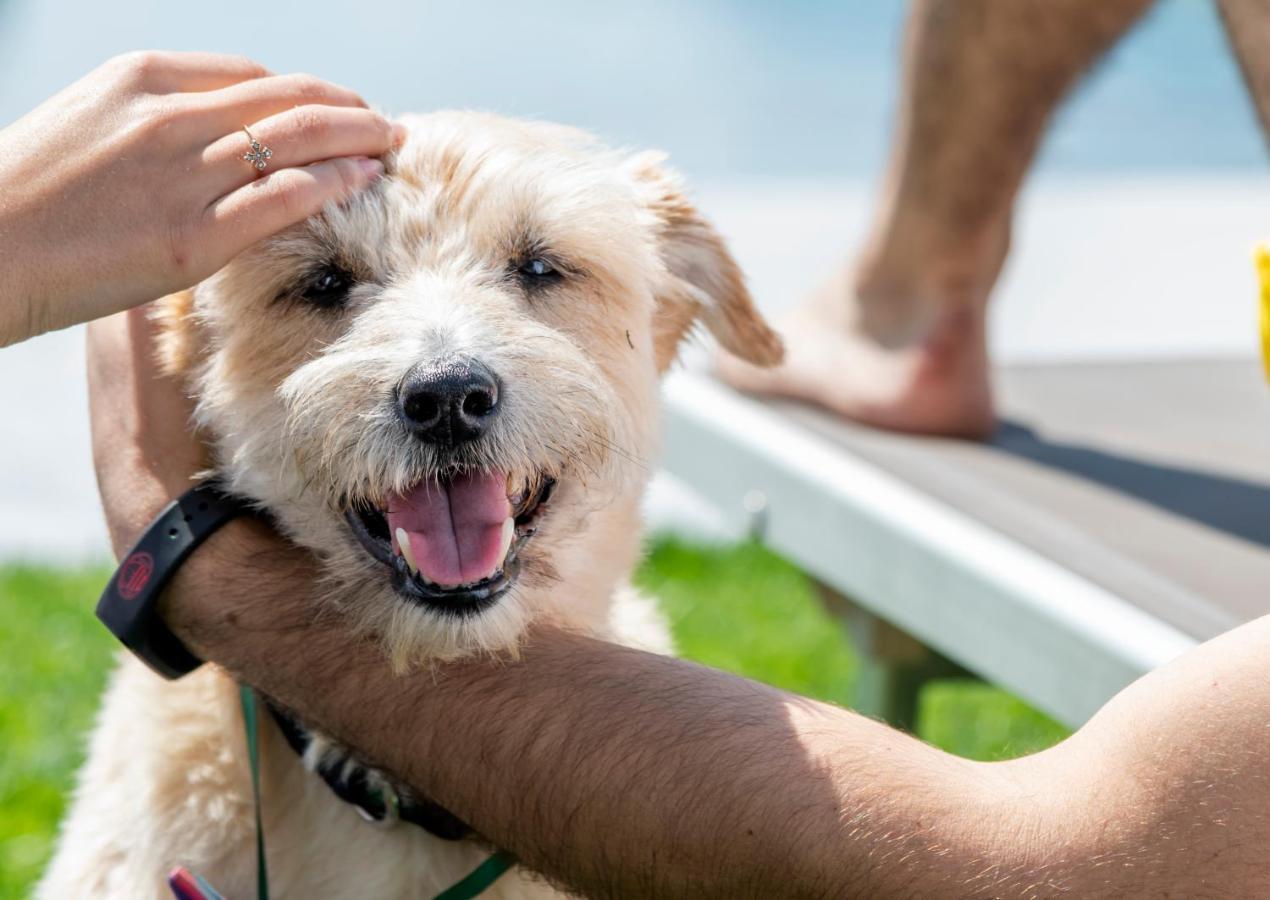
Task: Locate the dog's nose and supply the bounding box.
[397,359,500,447]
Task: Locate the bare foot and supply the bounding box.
[715,267,996,439]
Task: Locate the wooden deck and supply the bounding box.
[660,359,1270,727]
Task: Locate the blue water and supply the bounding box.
[0,0,1263,179]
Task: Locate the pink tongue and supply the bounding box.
[387,471,511,587]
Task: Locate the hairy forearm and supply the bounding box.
[155,521,1270,899]
[163,523,1041,898]
[107,471,1270,898]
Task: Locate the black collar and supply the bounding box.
[265,702,471,842]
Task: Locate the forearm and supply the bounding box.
[0,186,117,347]
[0,228,42,347]
[0,193,76,346]
[158,524,1270,900]
[164,523,1032,898]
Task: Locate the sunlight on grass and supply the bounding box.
[639,537,1069,762]
[636,536,857,709]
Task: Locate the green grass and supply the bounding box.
[637,536,1070,760]
[0,538,1069,896]
[0,563,114,898]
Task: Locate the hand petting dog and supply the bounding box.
[0,51,400,346]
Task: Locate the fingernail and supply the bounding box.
[390,123,408,147]
[357,157,384,181]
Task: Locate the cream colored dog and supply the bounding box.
[42,111,781,898]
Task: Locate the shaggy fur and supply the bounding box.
[42,112,781,898]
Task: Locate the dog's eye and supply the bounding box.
[301,265,354,309]
[518,257,559,281]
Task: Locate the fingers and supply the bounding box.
[111,50,272,93]
[201,105,396,196]
[202,157,384,256]
[191,73,368,136]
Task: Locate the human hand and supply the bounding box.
[86,305,205,558]
[1,51,401,346]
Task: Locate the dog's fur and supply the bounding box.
[42,112,781,898]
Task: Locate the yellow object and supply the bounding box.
[1257,245,1270,382]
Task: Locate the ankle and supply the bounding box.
[851,216,1010,347]
[916,300,989,372]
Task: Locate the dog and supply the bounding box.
[41,111,782,898]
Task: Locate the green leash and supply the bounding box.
[236,687,513,900]
[433,849,518,900]
[239,685,270,900]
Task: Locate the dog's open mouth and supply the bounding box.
[345,470,555,615]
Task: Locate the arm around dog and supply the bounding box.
[160,540,1270,899]
[92,308,1270,898]
[163,521,1031,898]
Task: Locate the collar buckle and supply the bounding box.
[354,779,401,829]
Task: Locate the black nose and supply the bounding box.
[397,359,500,447]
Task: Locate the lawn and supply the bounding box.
[0,563,116,897]
[0,537,1068,896]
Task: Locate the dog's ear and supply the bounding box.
[626,152,783,372]
[151,289,198,378]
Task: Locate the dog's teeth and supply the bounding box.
[507,473,527,507]
[395,527,420,575]
[499,517,514,563]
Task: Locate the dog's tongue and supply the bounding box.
[387,471,512,587]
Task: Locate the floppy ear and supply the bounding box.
[151,289,199,379]
[627,152,784,372]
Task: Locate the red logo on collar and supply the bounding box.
[118,551,155,601]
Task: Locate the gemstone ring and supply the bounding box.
[241,126,273,173]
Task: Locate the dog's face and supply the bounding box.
[165,112,780,664]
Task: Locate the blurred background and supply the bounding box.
[2,0,1267,560]
[0,0,1266,894]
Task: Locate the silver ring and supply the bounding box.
[241,126,273,173]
